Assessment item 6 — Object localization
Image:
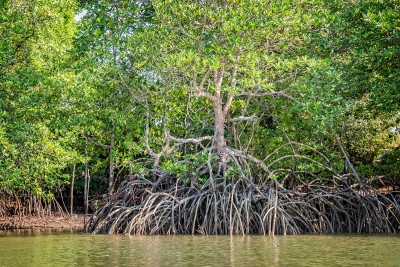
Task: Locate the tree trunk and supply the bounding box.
[213,68,227,172]
[70,164,75,216]
[84,161,90,227]
[213,96,226,161]
[108,134,115,195]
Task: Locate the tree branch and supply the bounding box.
[229,115,258,123]
[145,98,160,166]
[225,147,270,174]
[167,133,213,145]
[194,69,213,99]
[335,134,364,188]
[238,90,298,102]
[223,95,233,116]
[223,60,240,115]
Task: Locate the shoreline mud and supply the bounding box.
[0,214,86,231]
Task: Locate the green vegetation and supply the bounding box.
[1,0,399,233]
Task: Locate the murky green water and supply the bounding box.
[0,231,399,267]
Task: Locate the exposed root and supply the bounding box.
[0,193,66,218]
[86,174,400,235]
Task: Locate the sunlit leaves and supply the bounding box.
[0,0,81,197]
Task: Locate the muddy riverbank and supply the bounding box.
[0,214,86,231]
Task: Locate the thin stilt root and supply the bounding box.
[86,175,400,235]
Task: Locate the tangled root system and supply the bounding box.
[86,174,400,235]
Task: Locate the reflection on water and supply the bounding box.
[0,232,399,267]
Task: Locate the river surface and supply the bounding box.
[0,231,399,267]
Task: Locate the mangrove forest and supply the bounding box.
[0,0,399,234]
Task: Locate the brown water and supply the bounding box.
[0,231,399,266]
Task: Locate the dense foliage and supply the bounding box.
[0,0,81,200]
[1,0,399,213]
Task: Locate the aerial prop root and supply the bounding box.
[86,174,400,235]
